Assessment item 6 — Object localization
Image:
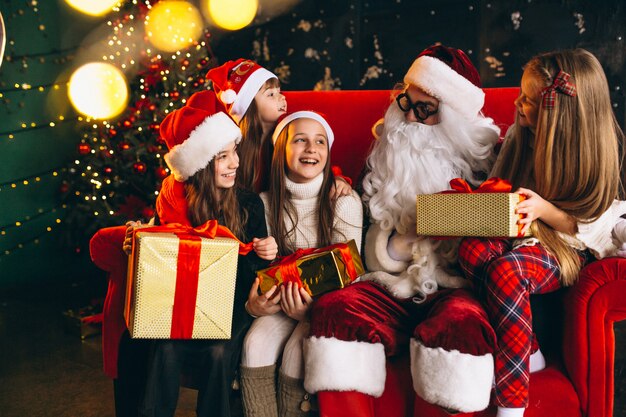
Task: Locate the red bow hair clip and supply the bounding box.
[541,70,577,109]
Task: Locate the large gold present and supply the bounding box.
[125,227,239,339]
[257,240,364,297]
[415,178,532,238]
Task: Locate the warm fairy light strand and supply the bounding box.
[0,167,66,192]
[0,205,66,234]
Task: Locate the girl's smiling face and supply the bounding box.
[255,83,287,132]
[285,118,329,183]
[213,141,239,189]
[515,68,543,130]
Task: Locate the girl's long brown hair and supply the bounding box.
[267,124,336,256]
[184,159,247,240]
[493,49,624,285]
[237,77,281,193]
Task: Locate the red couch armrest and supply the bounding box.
[89,225,129,378]
[563,257,626,417]
[90,225,128,273]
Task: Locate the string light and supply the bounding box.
[0,167,66,192]
[0,205,66,235]
[0,117,79,141]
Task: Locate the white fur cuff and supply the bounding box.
[365,223,409,273]
[410,339,493,412]
[303,336,386,397]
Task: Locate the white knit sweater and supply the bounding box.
[260,173,363,252]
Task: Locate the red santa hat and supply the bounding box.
[404,44,484,120]
[206,58,277,125]
[160,104,241,182]
[271,110,335,148]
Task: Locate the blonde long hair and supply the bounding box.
[493,49,624,285]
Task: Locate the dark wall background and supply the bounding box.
[0,0,624,287]
[213,0,625,125]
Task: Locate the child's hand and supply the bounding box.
[515,188,550,235]
[515,187,577,235]
[329,176,353,199]
[122,220,143,255]
[246,278,281,317]
[252,236,278,260]
[280,281,313,321]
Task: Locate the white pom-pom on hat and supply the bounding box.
[220,89,237,105]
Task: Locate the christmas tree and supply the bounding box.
[60,0,215,249]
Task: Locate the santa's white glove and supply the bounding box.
[612,218,626,258]
[387,229,418,262]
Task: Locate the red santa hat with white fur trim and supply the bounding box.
[404,44,484,120]
[207,58,277,125]
[161,105,242,182]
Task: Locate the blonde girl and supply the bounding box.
[458,49,626,417]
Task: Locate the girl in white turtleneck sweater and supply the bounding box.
[240,111,363,417]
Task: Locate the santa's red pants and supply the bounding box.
[305,281,497,415]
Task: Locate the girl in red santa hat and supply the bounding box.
[459,49,626,417]
[239,111,363,417]
[138,104,278,417]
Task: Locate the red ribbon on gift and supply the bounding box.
[263,242,359,293]
[444,177,514,194]
[441,177,527,238]
[135,220,253,339]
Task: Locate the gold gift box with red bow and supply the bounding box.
[125,227,240,339]
[415,178,533,238]
[256,240,364,297]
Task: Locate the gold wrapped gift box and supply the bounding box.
[125,230,239,339]
[416,193,532,237]
[257,239,364,297]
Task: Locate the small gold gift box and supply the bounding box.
[256,239,364,297]
[416,193,531,237]
[125,230,239,339]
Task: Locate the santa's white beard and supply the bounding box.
[362,103,500,234]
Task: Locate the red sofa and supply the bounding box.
[284,89,626,417]
[90,89,626,417]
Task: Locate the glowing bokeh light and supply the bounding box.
[145,1,203,52]
[64,0,118,17]
[68,63,128,120]
[208,0,258,31]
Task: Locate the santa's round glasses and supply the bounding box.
[395,92,439,121]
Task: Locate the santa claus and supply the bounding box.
[303,45,501,416]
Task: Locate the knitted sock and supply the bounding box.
[278,371,312,417]
[529,349,546,373]
[240,365,278,417]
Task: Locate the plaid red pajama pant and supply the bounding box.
[458,238,561,408]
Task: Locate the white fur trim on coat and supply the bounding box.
[410,338,493,413]
[364,223,409,273]
[404,56,484,120]
[164,112,242,182]
[303,336,386,397]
